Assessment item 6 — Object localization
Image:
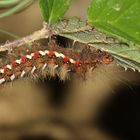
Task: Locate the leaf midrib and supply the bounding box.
[49,0,55,23]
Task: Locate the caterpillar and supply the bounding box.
[0,40,114,85]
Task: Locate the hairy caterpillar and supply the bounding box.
[0,40,113,85]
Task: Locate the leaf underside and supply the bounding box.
[52,18,140,72]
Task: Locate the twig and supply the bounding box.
[0,22,50,52]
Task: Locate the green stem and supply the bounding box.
[0,0,20,6]
[0,29,19,39]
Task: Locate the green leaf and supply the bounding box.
[87,0,140,48]
[39,0,73,23]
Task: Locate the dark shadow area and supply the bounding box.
[98,83,140,140]
[40,77,71,107]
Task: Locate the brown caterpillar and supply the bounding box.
[0,42,114,84]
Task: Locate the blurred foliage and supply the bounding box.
[0,0,34,18]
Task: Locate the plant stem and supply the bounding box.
[0,0,20,6]
[0,29,19,39]
[0,22,49,52]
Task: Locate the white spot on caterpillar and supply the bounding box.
[16,59,21,64]
[31,53,34,57]
[45,50,49,54]
[6,65,12,70]
[0,78,5,84]
[26,54,32,59]
[10,74,15,81]
[20,71,26,77]
[31,66,36,74]
[54,51,60,57]
[39,50,46,56]
[59,53,65,58]
[0,69,4,73]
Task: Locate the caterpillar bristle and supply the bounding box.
[47,63,58,77]
[59,65,70,81]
